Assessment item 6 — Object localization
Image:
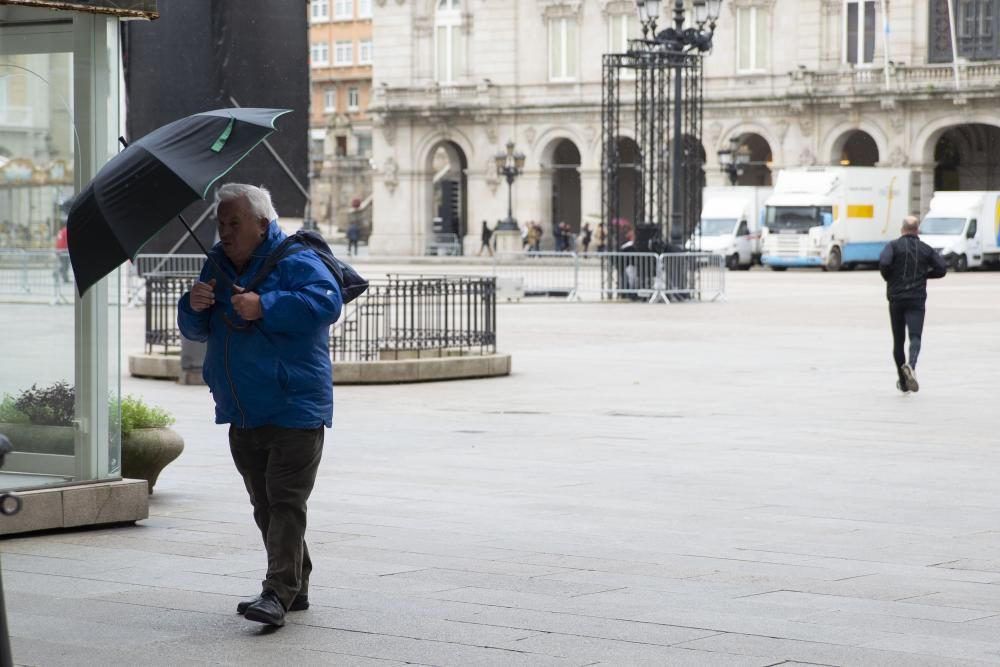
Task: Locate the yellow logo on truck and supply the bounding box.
[848,205,875,219]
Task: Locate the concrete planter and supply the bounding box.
[0,423,74,455]
[122,428,184,494]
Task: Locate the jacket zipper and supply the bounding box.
[224,329,247,428]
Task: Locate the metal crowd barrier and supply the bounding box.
[130,250,726,307]
[0,250,74,304]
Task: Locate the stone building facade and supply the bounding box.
[308,0,375,236]
[369,0,1000,255]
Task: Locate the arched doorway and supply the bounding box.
[614,137,640,230]
[836,130,879,167]
[549,139,582,238]
[428,141,467,252]
[676,134,707,245]
[734,133,773,186]
[933,124,1000,191]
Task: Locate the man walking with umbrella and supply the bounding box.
[177,183,343,627]
[879,215,947,393]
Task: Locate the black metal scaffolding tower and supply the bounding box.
[602,38,705,252]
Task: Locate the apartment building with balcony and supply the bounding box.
[369,0,1000,255]
[309,0,374,235]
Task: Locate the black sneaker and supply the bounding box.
[901,364,919,393]
[237,592,308,615]
[244,590,286,627]
[896,379,909,393]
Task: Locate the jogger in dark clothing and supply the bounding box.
[878,216,947,393]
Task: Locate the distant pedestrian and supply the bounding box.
[346,220,360,256]
[478,220,494,256]
[580,223,592,254]
[594,222,608,253]
[54,224,70,283]
[878,215,947,393]
[178,184,343,627]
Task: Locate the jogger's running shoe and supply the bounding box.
[901,364,919,393]
[896,379,909,393]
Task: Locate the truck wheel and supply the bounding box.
[769,265,787,272]
[725,254,739,270]
[955,254,969,272]
[825,246,843,272]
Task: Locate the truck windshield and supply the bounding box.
[920,217,965,235]
[698,219,736,236]
[764,206,832,232]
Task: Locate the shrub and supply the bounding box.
[119,395,174,437]
[0,396,29,424]
[13,382,74,427]
[0,383,174,438]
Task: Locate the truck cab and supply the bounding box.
[921,192,1000,271]
[696,186,771,269]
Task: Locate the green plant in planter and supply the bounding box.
[118,394,182,494]
[120,395,175,436]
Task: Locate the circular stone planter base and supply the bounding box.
[129,352,512,385]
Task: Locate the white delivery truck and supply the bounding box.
[920,191,1000,271]
[760,167,916,271]
[696,186,773,269]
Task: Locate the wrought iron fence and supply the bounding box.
[331,275,496,362]
[144,273,498,361]
[145,273,196,354]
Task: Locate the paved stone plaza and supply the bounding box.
[3,269,1000,666]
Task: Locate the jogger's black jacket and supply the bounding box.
[878,235,948,301]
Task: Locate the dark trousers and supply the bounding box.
[889,299,926,379]
[348,239,358,256]
[229,425,324,609]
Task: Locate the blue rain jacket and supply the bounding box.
[177,221,343,429]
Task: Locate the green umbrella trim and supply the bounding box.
[201,109,293,199]
[210,117,235,153]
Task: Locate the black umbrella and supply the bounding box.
[67,107,291,296]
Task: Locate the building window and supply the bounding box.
[359,0,372,19]
[311,0,329,22]
[356,132,372,157]
[336,135,348,157]
[310,42,329,67]
[435,0,463,83]
[608,14,636,53]
[928,0,1000,62]
[549,18,578,81]
[845,0,877,64]
[324,88,336,112]
[736,6,767,72]
[347,87,360,110]
[334,0,353,20]
[335,40,353,66]
[359,39,373,64]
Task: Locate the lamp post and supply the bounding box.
[494,139,525,231]
[717,136,752,186]
[635,0,721,245]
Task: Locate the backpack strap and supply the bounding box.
[244,237,306,293]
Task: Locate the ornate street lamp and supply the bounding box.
[650,0,721,246]
[494,139,525,231]
[717,136,752,186]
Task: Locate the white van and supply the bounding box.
[760,167,916,271]
[696,186,772,269]
[920,191,1000,271]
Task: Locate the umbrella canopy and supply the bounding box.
[68,107,291,295]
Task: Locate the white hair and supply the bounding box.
[215,183,278,222]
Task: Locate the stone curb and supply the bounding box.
[129,353,512,385]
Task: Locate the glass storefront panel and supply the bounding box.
[0,9,121,491]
